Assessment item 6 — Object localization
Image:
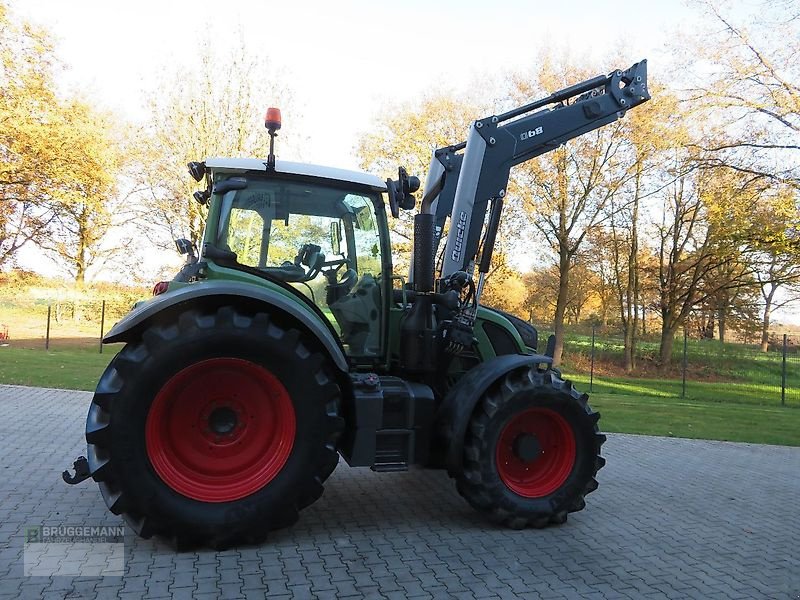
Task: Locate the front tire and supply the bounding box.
[86,306,343,548]
[456,367,605,529]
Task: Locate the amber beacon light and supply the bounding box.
[265,107,282,132]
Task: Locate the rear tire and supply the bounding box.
[85,306,343,548]
[456,367,605,529]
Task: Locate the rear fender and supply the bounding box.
[437,353,552,475]
[104,281,349,372]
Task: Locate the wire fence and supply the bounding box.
[545,323,800,408]
[3,295,799,407]
[0,295,137,352]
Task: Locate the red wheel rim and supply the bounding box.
[145,358,295,502]
[495,407,576,498]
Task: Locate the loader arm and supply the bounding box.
[419,60,649,281]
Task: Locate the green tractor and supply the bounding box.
[66,62,649,547]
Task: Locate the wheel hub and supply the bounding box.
[512,433,542,462]
[208,406,238,435]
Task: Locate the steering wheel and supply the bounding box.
[322,256,350,283]
[322,256,348,271]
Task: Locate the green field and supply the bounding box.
[561,331,798,382]
[568,373,797,407]
[590,393,800,446]
[0,346,121,390]
[0,345,797,447]
[553,330,800,409]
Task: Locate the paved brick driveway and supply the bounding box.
[0,384,798,599]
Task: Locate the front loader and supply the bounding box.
[65,61,650,547]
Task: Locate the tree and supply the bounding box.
[562,262,598,325]
[757,253,800,350]
[522,268,558,325]
[751,185,800,350]
[652,160,767,368]
[0,2,65,268]
[683,0,800,186]
[521,262,594,327]
[478,252,529,316]
[137,41,297,248]
[700,259,760,342]
[37,99,125,282]
[509,54,641,366]
[668,0,800,350]
[606,86,686,371]
[581,231,617,327]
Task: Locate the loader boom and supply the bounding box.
[415,60,650,285]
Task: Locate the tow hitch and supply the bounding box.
[62,456,91,485]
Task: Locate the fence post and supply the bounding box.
[99,300,106,354]
[45,305,52,350]
[681,328,688,399]
[589,324,596,392]
[782,333,787,406]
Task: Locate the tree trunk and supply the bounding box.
[75,206,88,284]
[552,147,571,368]
[622,165,641,373]
[641,305,646,336]
[631,289,639,370]
[552,251,571,367]
[760,312,771,351]
[704,310,715,339]
[718,307,727,344]
[623,324,634,372]
[659,323,677,370]
[75,260,86,284]
[760,285,776,352]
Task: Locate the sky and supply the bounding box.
[13,0,688,169]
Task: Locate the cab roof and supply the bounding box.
[204,157,387,191]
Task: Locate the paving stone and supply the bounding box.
[1,384,798,599]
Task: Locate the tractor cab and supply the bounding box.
[176,108,420,362]
[197,158,391,358]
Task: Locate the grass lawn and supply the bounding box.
[568,373,797,408]
[1,345,798,447]
[0,346,120,391]
[590,393,800,447]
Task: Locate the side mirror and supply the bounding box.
[330,221,342,255]
[399,167,421,209]
[386,166,420,218]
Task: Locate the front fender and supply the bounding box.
[437,353,552,475]
[104,281,349,372]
